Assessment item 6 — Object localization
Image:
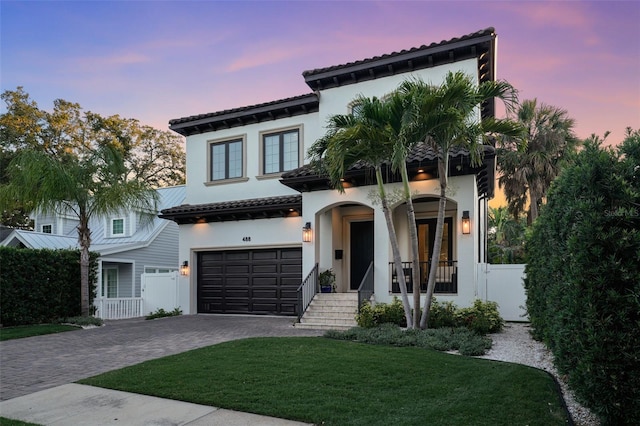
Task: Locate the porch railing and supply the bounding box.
[357,261,375,309]
[296,263,318,320]
[94,297,144,320]
[389,261,458,294]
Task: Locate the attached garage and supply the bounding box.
[197,247,301,315]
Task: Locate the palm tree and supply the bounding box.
[0,144,158,316]
[497,99,578,224]
[398,72,521,329]
[309,94,415,327]
[488,206,526,264]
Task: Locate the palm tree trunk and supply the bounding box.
[420,155,448,329]
[529,188,539,224]
[77,215,91,317]
[376,167,413,327]
[400,163,421,328]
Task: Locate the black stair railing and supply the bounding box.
[357,261,375,309]
[296,263,318,320]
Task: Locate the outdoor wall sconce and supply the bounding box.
[180,261,189,276]
[461,211,471,235]
[302,222,312,243]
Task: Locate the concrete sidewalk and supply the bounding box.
[0,383,312,426]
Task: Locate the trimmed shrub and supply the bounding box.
[429,299,459,328]
[525,131,640,425]
[455,299,504,334]
[324,324,493,355]
[356,297,504,336]
[0,247,98,326]
[356,297,407,328]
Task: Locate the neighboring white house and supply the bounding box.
[1,185,186,319]
[160,28,508,320]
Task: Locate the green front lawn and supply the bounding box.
[0,324,80,341]
[80,337,568,426]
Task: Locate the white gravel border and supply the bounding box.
[479,323,600,426]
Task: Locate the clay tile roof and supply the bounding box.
[280,143,496,197]
[302,28,496,91]
[169,93,319,137]
[159,194,302,224]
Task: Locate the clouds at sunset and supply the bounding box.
[1,1,638,145]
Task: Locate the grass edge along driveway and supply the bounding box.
[80,337,569,426]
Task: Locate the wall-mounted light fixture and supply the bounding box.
[461,211,471,234]
[180,260,189,276]
[302,222,312,243]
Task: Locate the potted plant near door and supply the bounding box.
[318,269,336,293]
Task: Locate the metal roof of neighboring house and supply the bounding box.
[168,28,496,137]
[1,230,78,250]
[159,194,302,225]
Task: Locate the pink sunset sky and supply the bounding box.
[1,1,639,146]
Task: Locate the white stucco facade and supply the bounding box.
[164,28,499,316]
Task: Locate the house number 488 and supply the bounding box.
[242,236,251,242]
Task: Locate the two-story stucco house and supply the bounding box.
[160,28,500,327]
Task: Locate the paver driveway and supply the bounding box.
[0,315,323,401]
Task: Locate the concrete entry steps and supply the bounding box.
[295,293,359,330]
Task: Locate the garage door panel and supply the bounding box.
[197,248,301,315]
[281,248,302,258]
[227,265,251,274]
[252,264,278,274]
[226,251,251,261]
[252,288,278,298]
[253,276,278,285]
[252,251,278,261]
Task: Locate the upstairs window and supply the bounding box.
[111,218,125,236]
[41,224,52,234]
[263,129,299,174]
[210,139,243,181]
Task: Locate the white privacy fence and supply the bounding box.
[94,271,180,320]
[141,271,180,315]
[477,263,527,322]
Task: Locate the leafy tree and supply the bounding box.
[497,99,578,224]
[309,95,414,327]
[0,87,185,228]
[125,124,186,187]
[398,72,521,329]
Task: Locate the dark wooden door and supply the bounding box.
[350,221,374,290]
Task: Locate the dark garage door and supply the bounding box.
[197,247,301,315]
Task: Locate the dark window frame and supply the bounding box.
[210,139,243,181]
[262,129,299,174]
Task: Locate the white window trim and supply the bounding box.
[110,217,126,237]
[40,223,53,234]
[258,124,303,176]
[206,134,247,184]
[103,267,119,298]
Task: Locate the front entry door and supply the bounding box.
[350,220,374,290]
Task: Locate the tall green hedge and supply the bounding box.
[524,130,640,425]
[0,246,98,326]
